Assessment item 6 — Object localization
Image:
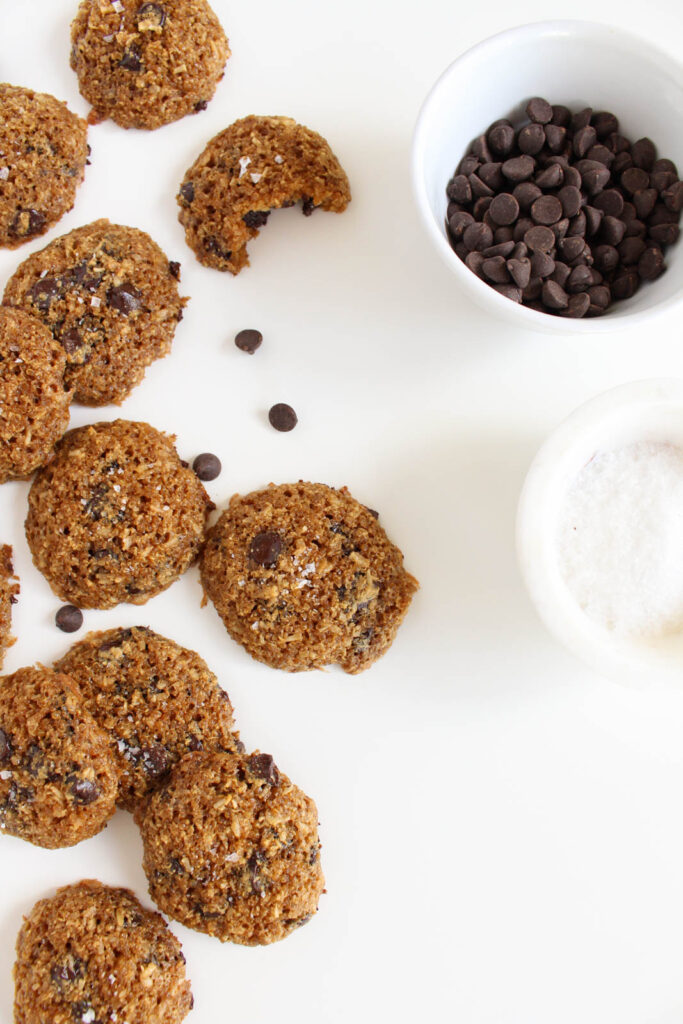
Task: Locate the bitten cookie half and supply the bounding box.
[56,625,240,811]
[178,115,351,273]
[0,83,88,248]
[0,546,19,671]
[0,667,118,849]
[3,219,187,406]
[25,420,211,610]
[71,0,229,130]
[14,881,193,1024]
[135,749,324,945]
[0,307,72,482]
[200,482,418,672]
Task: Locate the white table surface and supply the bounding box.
[2,1,683,1021]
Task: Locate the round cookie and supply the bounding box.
[25,420,211,610]
[0,307,72,482]
[56,626,240,811]
[135,749,324,945]
[200,481,418,673]
[0,83,88,249]
[0,667,118,849]
[70,0,229,130]
[0,545,19,671]
[14,881,193,1024]
[177,115,351,273]
[3,219,186,406]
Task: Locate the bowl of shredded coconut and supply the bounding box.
[517,378,683,685]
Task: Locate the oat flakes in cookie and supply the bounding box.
[0,83,88,248]
[3,219,186,406]
[200,482,418,672]
[178,115,351,273]
[56,626,240,811]
[0,667,118,849]
[0,546,19,671]
[71,0,229,130]
[0,307,72,482]
[25,420,211,610]
[135,749,324,945]
[14,881,193,1024]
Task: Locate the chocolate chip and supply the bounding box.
[268,403,298,432]
[10,208,45,238]
[168,260,180,279]
[544,123,567,154]
[243,210,271,229]
[179,181,195,204]
[501,155,535,182]
[247,753,280,786]
[470,173,493,200]
[107,283,142,314]
[487,122,515,156]
[649,222,680,246]
[611,268,640,300]
[542,280,569,310]
[631,137,656,171]
[531,195,562,226]
[530,250,555,278]
[526,97,553,124]
[301,196,317,216]
[463,221,493,251]
[592,111,619,138]
[55,605,83,633]
[489,193,519,226]
[482,241,515,259]
[573,125,597,158]
[586,144,614,167]
[71,778,100,805]
[494,283,522,302]
[447,210,474,240]
[481,256,510,283]
[583,206,603,236]
[639,246,665,280]
[619,236,646,265]
[593,245,620,273]
[60,328,83,355]
[588,285,611,310]
[601,216,626,246]
[234,328,263,353]
[551,104,571,127]
[621,167,651,195]
[594,189,624,218]
[513,182,542,211]
[572,107,593,132]
[194,99,208,112]
[0,729,10,761]
[524,225,555,252]
[518,123,546,156]
[249,532,283,567]
[192,453,221,481]
[137,3,166,27]
[447,175,472,204]
[142,745,170,778]
[535,164,564,191]
[506,257,531,289]
[567,265,593,292]
[28,277,60,311]
[119,45,143,72]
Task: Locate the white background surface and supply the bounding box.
[2,1,683,1021]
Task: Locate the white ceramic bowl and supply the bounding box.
[412,21,683,333]
[517,379,683,687]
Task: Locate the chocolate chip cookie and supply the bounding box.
[135,750,324,945]
[25,420,211,609]
[178,115,351,273]
[0,667,118,848]
[14,881,193,1024]
[70,0,229,130]
[0,546,19,670]
[56,626,239,811]
[200,482,418,672]
[0,83,88,248]
[0,307,72,482]
[3,219,186,406]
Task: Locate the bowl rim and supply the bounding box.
[411,19,683,335]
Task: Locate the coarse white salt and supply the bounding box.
[557,441,683,637]
[274,154,284,164]
[0,167,9,180]
[250,172,262,184]
[238,156,250,177]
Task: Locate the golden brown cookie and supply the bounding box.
[0,546,19,670]
[25,420,211,610]
[70,0,229,130]
[14,881,193,1024]
[135,750,324,945]
[200,482,418,672]
[0,307,72,482]
[3,219,186,406]
[0,667,118,849]
[0,83,88,248]
[56,626,240,811]
[178,115,351,273]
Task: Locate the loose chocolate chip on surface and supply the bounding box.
[487,122,515,156]
[621,167,650,195]
[639,246,665,280]
[248,753,280,786]
[489,193,519,226]
[531,195,562,226]
[71,779,100,805]
[107,283,142,314]
[518,123,546,156]
[526,97,553,124]
[235,328,263,353]
[481,256,510,283]
[192,453,221,481]
[249,532,283,568]
[542,280,569,310]
[268,403,298,432]
[502,155,535,182]
[524,225,555,252]
[55,605,83,633]
[463,221,493,251]
[631,137,656,170]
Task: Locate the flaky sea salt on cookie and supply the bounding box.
[0,546,19,671]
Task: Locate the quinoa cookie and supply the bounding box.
[70,0,229,131]
[0,307,72,482]
[178,115,351,273]
[14,881,193,1024]
[3,219,187,406]
[0,667,118,848]
[200,482,418,673]
[135,749,324,945]
[25,420,211,610]
[56,625,240,811]
[0,546,19,670]
[0,83,88,249]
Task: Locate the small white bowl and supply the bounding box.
[412,21,683,333]
[517,379,683,687]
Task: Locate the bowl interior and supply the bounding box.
[415,22,683,327]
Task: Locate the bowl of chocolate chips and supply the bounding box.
[412,21,683,331]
